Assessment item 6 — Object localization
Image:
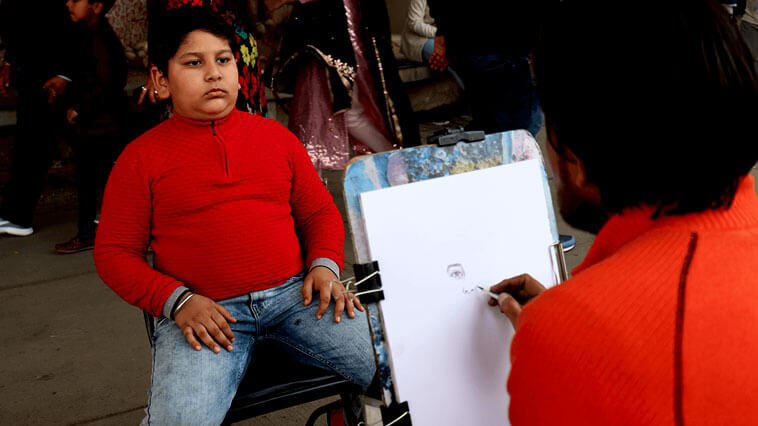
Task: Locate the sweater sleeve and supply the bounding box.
[287,132,345,276]
[94,143,185,318]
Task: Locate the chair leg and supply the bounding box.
[305,399,343,426]
[340,391,364,426]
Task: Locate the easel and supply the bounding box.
[342,129,567,425]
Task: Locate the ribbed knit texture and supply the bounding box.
[94,109,344,317]
[508,176,758,425]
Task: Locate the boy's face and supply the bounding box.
[153,30,239,121]
[66,0,100,24]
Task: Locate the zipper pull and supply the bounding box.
[212,120,216,136]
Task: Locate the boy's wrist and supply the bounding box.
[309,258,340,278]
[162,286,191,319]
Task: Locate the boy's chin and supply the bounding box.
[179,104,235,121]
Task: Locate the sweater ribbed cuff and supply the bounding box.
[309,257,340,278]
[162,286,191,319]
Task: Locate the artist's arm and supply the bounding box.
[94,144,236,352]
[488,274,546,328]
[285,130,364,322]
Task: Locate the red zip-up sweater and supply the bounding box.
[94,109,344,318]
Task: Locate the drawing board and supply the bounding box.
[359,159,557,425]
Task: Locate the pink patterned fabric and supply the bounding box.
[106,0,148,49]
[289,61,351,171]
[288,0,393,171]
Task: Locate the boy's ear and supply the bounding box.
[150,66,171,100]
[92,2,104,15]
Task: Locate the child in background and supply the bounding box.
[94,8,375,424]
[56,0,129,254]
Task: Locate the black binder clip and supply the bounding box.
[427,126,485,146]
[381,401,412,426]
[353,261,384,303]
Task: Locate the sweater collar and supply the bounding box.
[573,175,758,275]
[170,108,242,130]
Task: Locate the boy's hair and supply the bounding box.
[149,7,238,75]
[535,0,758,216]
[89,0,116,15]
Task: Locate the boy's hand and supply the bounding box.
[66,108,79,125]
[0,63,11,95]
[487,274,546,328]
[42,76,68,104]
[303,267,365,323]
[174,293,237,353]
[137,79,159,105]
[264,0,295,13]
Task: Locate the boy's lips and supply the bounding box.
[205,88,227,96]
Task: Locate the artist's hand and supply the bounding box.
[137,79,159,105]
[429,35,449,72]
[0,63,11,96]
[66,108,79,125]
[488,274,546,328]
[174,293,237,353]
[42,76,68,104]
[303,267,365,323]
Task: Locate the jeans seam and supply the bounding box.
[146,336,156,425]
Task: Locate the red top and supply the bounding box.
[94,109,344,317]
[508,176,758,425]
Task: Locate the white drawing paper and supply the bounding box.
[360,159,556,426]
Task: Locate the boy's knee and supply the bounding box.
[145,385,234,426]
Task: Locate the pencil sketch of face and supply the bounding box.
[447,264,465,280]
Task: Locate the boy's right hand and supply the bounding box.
[174,294,237,353]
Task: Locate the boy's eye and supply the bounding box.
[185,60,201,66]
[217,57,231,64]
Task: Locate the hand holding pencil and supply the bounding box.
[484,274,546,328]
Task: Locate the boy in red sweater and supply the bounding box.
[487,1,758,424]
[94,8,375,424]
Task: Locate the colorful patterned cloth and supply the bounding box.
[107,0,148,50]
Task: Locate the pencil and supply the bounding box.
[477,285,499,301]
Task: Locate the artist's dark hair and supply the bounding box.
[534,0,758,216]
[149,6,238,75]
[89,0,116,14]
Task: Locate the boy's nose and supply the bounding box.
[206,66,222,81]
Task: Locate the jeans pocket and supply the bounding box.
[152,317,172,341]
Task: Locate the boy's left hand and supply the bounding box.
[303,266,364,323]
[42,76,68,104]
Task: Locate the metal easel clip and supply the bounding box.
[352,261,384,303]
[427,126,486,146]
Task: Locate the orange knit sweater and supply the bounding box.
[508,175,758,425]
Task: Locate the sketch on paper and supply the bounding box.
[447,264,465,279]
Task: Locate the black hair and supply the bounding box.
[535,0,758,216]
[89,0,116,14]
[149,6,238,75]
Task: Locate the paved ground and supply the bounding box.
[2,120,755,424]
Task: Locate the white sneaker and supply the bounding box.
[0,217,8,226]
[0,222,34,236]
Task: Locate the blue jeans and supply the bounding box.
[453,54,543,137]
[142,273,376,425]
